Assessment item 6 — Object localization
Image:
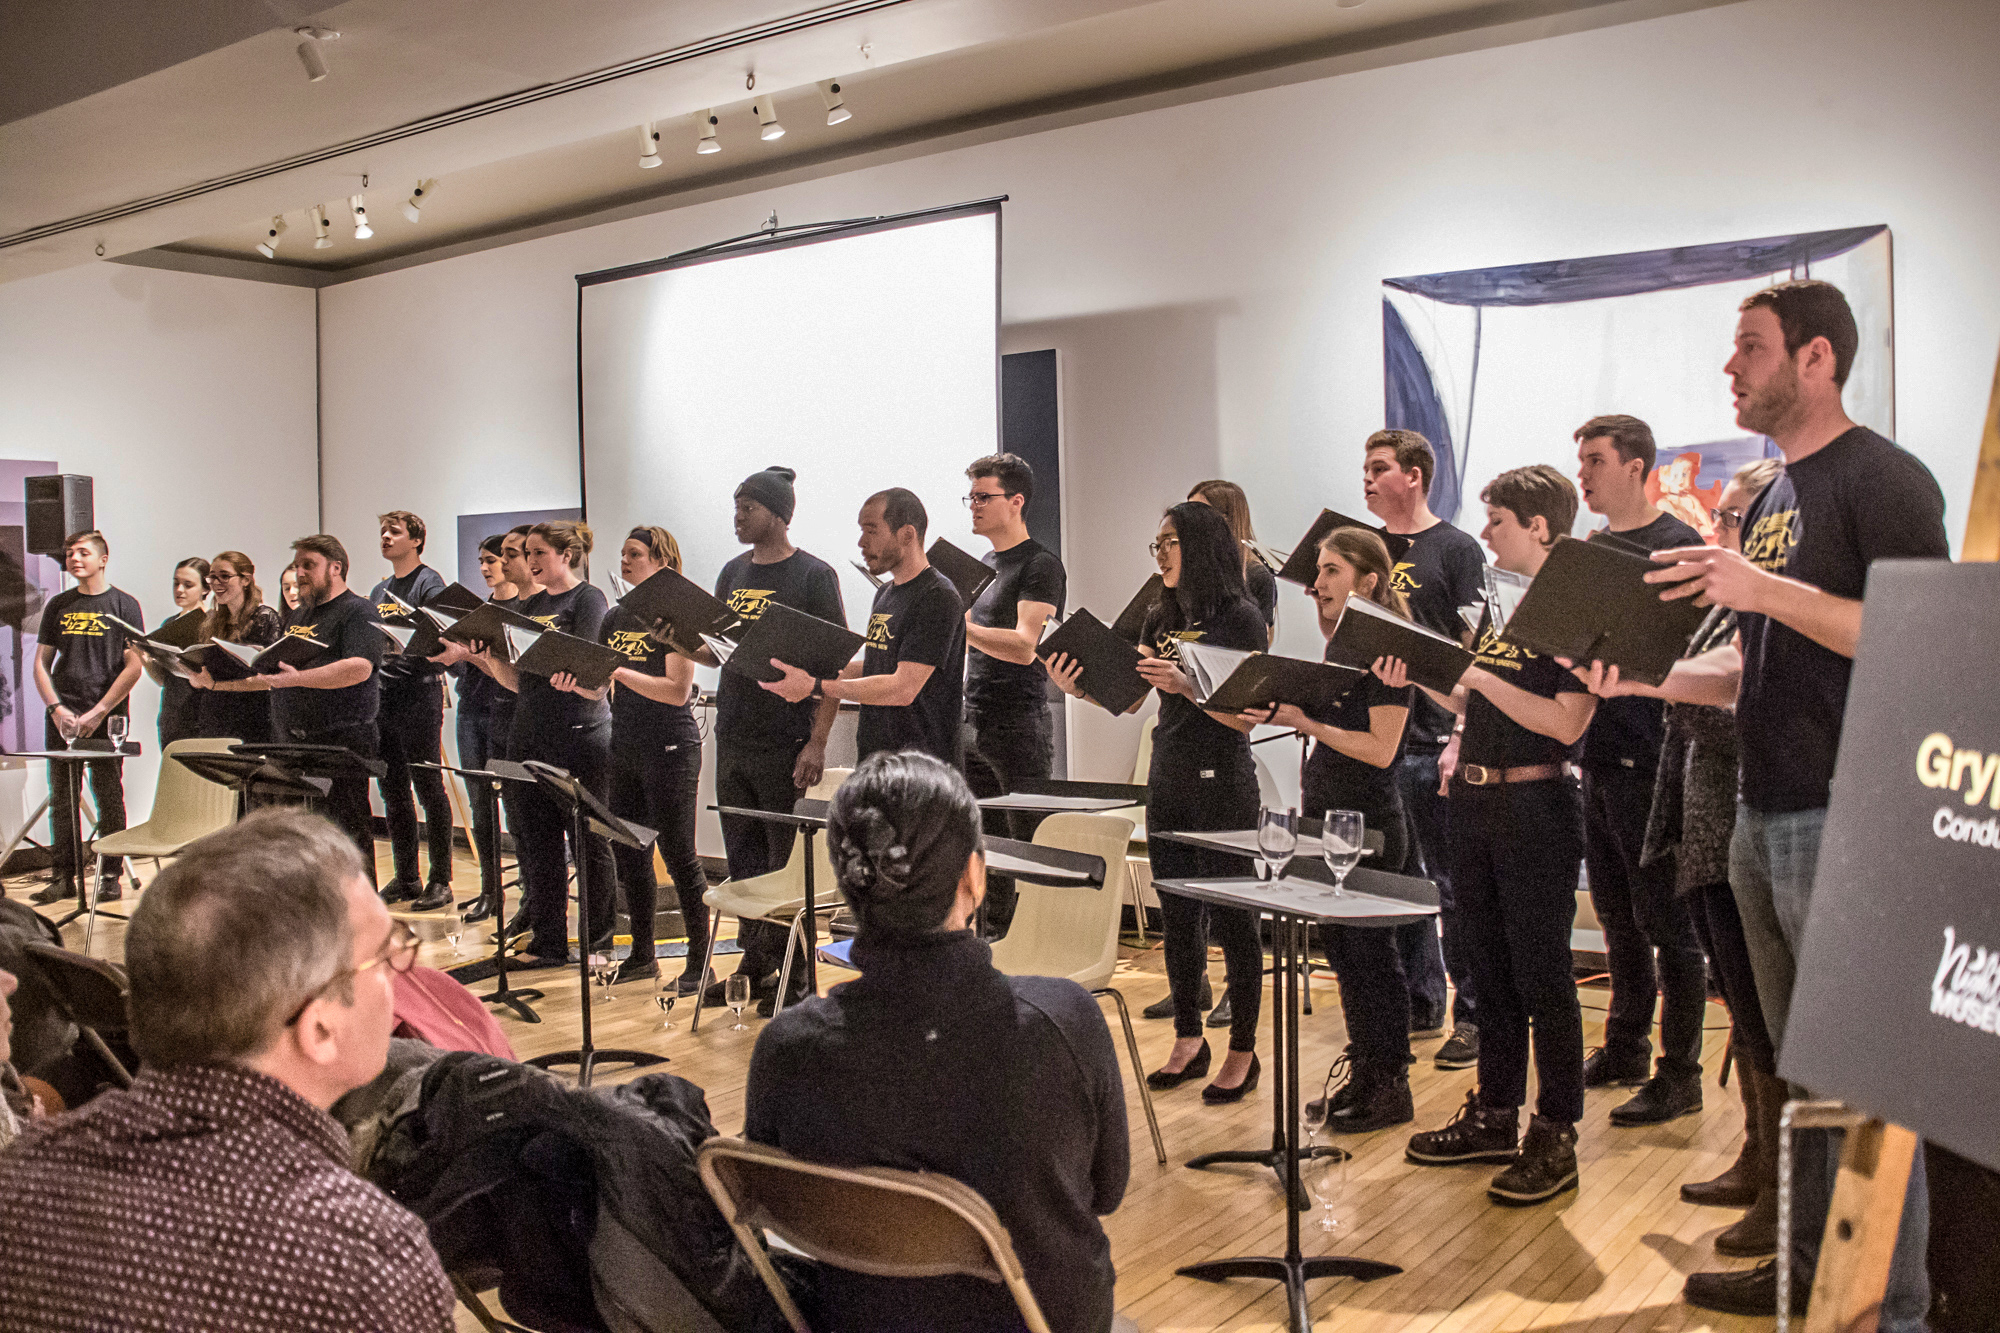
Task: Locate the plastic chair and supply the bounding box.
[1101,715,1155,937]
[697,1137,1054,1333]
[20,940,136,1088]
[986,812,1166,1165]
[92,736,241,868]
[691,768,849,1033]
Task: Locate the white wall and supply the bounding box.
[0,263,318,822]
[319,0,2000,782]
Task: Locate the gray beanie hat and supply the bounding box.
[734,467,797,524]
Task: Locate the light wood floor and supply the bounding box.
[33,846,1773,1333]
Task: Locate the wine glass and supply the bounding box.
[1306,1135,1349,1233]
[445,909,465,958]
[725,973,751,1031]
[1321,810,1364,897]
[54,713,78,750]
[654,974,678,1031]
[591,954,619,1002]
[1257,807,1298,883]
[106,714,128,751]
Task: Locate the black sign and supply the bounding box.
[1782,560,2000,1173]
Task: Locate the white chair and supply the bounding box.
[987,811,1168,1165]
[1101,714,1154,937]
[690,768,850,1033]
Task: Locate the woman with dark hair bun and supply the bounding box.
[1049,501,1266,1106]
[148,557,208,746]
[745,751,1129,1333]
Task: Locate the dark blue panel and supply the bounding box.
[1382,300,1461,523]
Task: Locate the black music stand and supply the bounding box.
[417,760,542,1024]
[517,759,666,1086]
[14,742,140,932]
[709,798,835,999]
[173,750,331,807]
[230,742,388,784]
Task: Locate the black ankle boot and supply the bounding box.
[1329,1063,1414,1133]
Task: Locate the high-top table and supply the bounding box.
[12,743,141,933]
[1152,860,1436,1331]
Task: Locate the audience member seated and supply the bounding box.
[745,750,1130,1333]
[1,964,44,1149]
[0,809,455,1332]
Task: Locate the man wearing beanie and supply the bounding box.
[703,467,845,1015]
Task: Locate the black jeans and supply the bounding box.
[610,735,708,970]
[1452,777,1585,1124]
[1316,802,1414,1070]
[1582,766,1707,1077]
[377,680,454,888]
[44,712,128,880]
[1148,761,1262,1053]
[281,720,379,886]
[512,715,616,961]
[455,703,504,904]
[1397,748,1472,1026]
[961,703,1053,935]
[715,737,808,982]
[1687,879,1774,1075]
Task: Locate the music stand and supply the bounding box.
[418,759,542,1025]
[517,759,666,1086]
[173,751,331,806]
[230,742,388,782]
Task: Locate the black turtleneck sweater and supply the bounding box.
[743,931,1128,1333]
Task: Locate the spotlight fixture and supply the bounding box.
[255,215,288,258]
[311,205,332,249]
[349,194,372,240]
[399,179,436,224]
[753,96,784,142]
[639,122,662,169]
[696,110,720,154]
[818,80,851,126]
[294,26,338,82]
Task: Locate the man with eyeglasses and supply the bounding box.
[0,808,453,1331]
[958,453,1066,937]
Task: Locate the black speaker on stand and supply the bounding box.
[25,475,93,557]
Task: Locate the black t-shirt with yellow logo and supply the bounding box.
[1736,427,1947,813]
[856,566,965,765]
[510,583,611,738]
[273,590,384,737]
[712,549,845,748]
[39,587,144,713]
[1390,521,1485,750]
[1459,609,1587,771]
[1142,593,1266,780]
[368,565,447,691]
[599,602,699,752]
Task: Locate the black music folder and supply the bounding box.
[1276,510,1413,584]
[152,609,207,649]
[181,633,328,681]
[501,625,626,692]
[1499,536,1709,687]
[1036,609,1149,715]
[1325,594,1475,696]
[616,567,742,657]
[439,601,546,660]
[717,602,864,684]
[107,613,204,678]
[1179,641,1363,714]
[1110,574,1165,644]
[926,538,997,608]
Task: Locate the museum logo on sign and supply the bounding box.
[1931,927,2000,1037]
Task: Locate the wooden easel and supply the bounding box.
[1964,341,2000,561]
[1783,1100,1921,1333]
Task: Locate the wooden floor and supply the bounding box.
[32,846,1773,1333]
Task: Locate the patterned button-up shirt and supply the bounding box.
[0,1062,453,1332]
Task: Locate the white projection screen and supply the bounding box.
[579,202,1001,627]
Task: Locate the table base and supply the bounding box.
[1185,1142,1349,1213]
[1176,1254,1401,1330]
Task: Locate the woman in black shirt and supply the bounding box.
[1188,479,1277,642]
[1051,501,1265,1103]
[191,550,283,745]
[150,557,208,746]
[449,535,516,924]
[745,751,1128,1333]
[1253,528,1419,1132]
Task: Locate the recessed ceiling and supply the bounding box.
[0,0,1737,287]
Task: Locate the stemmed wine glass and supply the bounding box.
[654,973,678,1031]
[1257,807,1298,883]
[1321,810,1364,897]
[725,973,752,1031]
[445,909,465,959]
[592,954,619,1003]
[106,714,128,751]
[54,713,78,750]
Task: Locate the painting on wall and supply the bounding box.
[455,508,583,593]
[1384,226,1895,538]
[0,460,63,752]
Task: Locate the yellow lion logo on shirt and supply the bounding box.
[727,589,776,620]
[1473,623,1531,672]
[58,612,108,638]
[606,629,652,661]
[864,613,894,650]
[1742,507,1799,573]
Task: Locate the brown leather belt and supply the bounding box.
[1457,762,1564,787]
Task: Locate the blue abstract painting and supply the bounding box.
[1383,226,1894,535]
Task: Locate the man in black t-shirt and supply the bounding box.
[960,453,1066,935]
[29,531,144,906]
[1364,429,1486,1063]
[1400,465,1597,1208]
[1610,282,1943,1324]
[703,468,844,1007]
[1569,416,1710,1121]
[368,511,455,911]
[765,488,965,766]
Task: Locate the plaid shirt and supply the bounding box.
[0,1062,453,1332]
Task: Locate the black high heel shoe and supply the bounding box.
[1147,1040,1212,1090]
[1202,1052,1262,1105]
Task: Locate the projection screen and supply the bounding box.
[579,201,1001,628]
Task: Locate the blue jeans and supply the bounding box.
[1731,804,1930,1332]
[1395,750,1462,1027]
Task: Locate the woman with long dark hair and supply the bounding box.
[745,751,1128,1333]
[191,550,282,744]
[1050,500,1266,1103]
[149,557,208,746]
[1187,479,1277,641]
[449,534,517,924]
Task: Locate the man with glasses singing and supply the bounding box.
[0,809,453,1332]
[959,453,1066,937]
